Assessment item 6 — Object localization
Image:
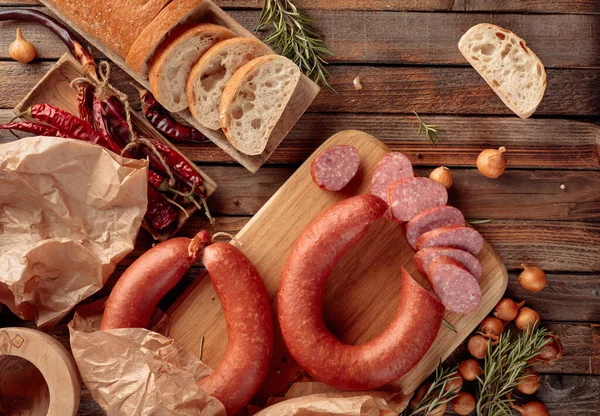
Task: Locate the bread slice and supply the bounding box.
[458,23,546,119]
[219,55,301,156]
[148,24,236,112]
[127,0,210,78]
[187,38,272,130]
[46,0,170,57]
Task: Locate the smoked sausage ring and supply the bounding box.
[100,230,273,415]
[277,194,445,390]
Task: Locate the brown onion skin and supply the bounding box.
[427,402,446,416]
[519,264,547,293]
[493,297,520,322]
[477,147,507,178]
[444,374,463,393]
[515,307,541,332]
[468,335,489,359]
[479,316,504,343]
[409,384,428,409]
[534,334,564,365]
[458,358,482,381]
[452,391,476,416]
[511,401,550,416]
[517,368,541,394]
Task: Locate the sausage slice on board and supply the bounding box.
[370,152,414,201]
[311,144,360,191]
[388,177,448,222]
[427,256,481,314]
[100,231,273,415]
[405,206,465,249]
[278,194,445,391]
[414,246,482,281]
[416,225,484,257]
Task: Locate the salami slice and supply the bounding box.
[370,152,414,201]
[416,225,484,256]
[428,256,481,314]
[406,206,465,249]
[311,145,360,191]
[388,177,448,222]
[414,246,482,280]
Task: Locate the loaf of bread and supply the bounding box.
[459,23,546,119]
[187,38,272,130]
[148,23,236,112]
[45,0,170,57]
[219,55,301,155]
[126,0,209,78]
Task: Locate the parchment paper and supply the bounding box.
[0,137,147,328]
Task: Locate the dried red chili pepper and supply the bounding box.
[137,87,206,143]
[92,96,126,152]
[0,121,61,137]
[146,185,178,231]
[75,82,94,126]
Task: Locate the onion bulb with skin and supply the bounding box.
[477,146,507,178]
[409,384,428,408]
[451,391,476,416]
[493,297,523,322]
[427,402,446,416]
[458,358,482,381]
[9,28,36,64]
[468,335,489,359]
[517,368,541,394]
[519,264,547,293]
[510,400,550,416]
[479,316,504,343]
[515,307,541,332]
[429,166,453,189]
[444,374,463,393]
[534,334,564,365]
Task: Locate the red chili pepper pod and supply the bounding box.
[146,185,178,230]
[0,121,61,137]
[74,82,94,126]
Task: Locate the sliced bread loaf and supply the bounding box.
[187,38,272,130]
[148,23,236,112]
[219,55,301,156]
[458,23,546,119]
[127,0,209,78]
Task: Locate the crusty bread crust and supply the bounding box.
[187,37,272,130]
[126,0,209,78]
[459,23,546,119]
[148,23,236,112]
[219,55,301,155]
[46,0,170,57]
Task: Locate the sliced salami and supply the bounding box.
[416,225,484,256]
[414,246,482,280]
[428,256,481,314]
[387,177,448,222]
[406,206,465,249]
[370,152,414,201]
[311,145,360,191]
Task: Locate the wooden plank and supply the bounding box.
[1,8,598,67]
[1,0,599,14]
[3,113,598,170]
[1,61,598,117]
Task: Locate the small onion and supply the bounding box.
[519,264,547,293]
[426,402,446,416]
[451,391,476,416]
[443,374,463,393]
[535,334,564,365]
[353,75,363,90]
[458,358,482,381]
[429,166,453,189]
[515,307,541,332]
[477,146,506,178]
[517,368,541,394]
[493,297,521,322]
[510,400,550,416]
[468,335,489,359]
[479,316,504,343]
[409,384,428,408]
[9,28,37,64]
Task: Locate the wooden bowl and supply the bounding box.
[0,327,80,415]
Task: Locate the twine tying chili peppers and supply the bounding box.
[211,232,242,247]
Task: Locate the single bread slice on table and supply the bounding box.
[127,0,210,78]
[219,55,301,156]
[149,23,236,112]
[458,23,546,119]
[187,38,272,130]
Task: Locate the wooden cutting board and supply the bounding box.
[168,130,508,399]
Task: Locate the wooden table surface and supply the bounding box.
[0,1,598,414]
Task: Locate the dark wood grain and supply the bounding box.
[2,9,598,67]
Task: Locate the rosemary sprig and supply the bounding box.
[476,326,551,416]
[402,365,460,415]
[257,0,334,90]
[413,111,444,145]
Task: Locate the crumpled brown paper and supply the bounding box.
[0,137,147,328]
[68,300,226,416]
[255,382,410,416]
